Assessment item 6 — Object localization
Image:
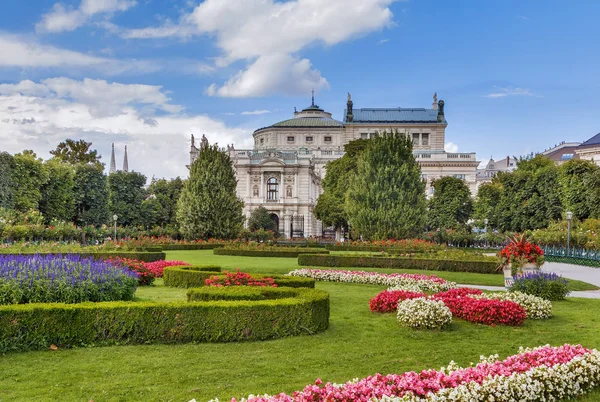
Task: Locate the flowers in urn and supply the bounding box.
[498,233,545,276]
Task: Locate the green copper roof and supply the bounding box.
[254,117,343,132]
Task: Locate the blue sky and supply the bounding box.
[1,0,599,179]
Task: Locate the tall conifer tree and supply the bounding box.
[345,130,426,240]
[176,137,244,239]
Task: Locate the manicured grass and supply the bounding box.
[169,250,599,291]
[1,249,599,401]
[1,278,600,401]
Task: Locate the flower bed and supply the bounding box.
[288,269,455,293]
[326,239,443,253]
[215,246,329,258]
[0,254,138,304]
[227,344,600,402]
[205,269,277,287]
[511,271,570,300]
[433,289,527,326]
[143,260,190,277]
[470,291,553,319]
[369,290,425,313]
[396,298,452,329]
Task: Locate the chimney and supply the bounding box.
[437,100,445,122]
[346,92,353,122]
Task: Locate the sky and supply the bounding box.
[1,0,599,180]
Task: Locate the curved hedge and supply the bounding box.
[298,254,499,274]
[0,251,165,262]
[213,247,329,258]
[0,287,329,352]
[163,265,315,288]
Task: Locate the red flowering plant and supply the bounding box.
[105,257,155,286]
[498,233,545,276]
[369,290,426,313]
[205,269,277,287]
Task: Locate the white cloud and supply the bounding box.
[241,110,271,115]
[377,39,389,45]
[0,34,158,75]
[0,78,250,179]
[445,142,459,153]
[485,87,539,98]
[122,0,395,97]
[37,0,136,33]
[207,54,328,98]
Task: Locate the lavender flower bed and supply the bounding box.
[0,254,138,304]
[511,271,570,301]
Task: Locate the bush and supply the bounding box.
[327,239,443,253]
[298,254,499,274]
[510,272,570,300]
[0,287,329,352]
[205,269,277,287]
[214,247,329,258]
[0,251,166,262]
[369,290,425,313]
[143,260,190,277]
[0,254,137,304]
[104,257,155,286]
[158,244,224,251]
[396,298,452,329]
[187,286,298,302]
[164,266,315,289]
[471,291,552,319]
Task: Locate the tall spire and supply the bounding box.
[122,145,129,172]
[109,143,116,174]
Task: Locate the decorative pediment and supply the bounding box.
[259,158,286,167]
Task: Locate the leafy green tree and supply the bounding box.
[345,130,426,240]
[73,164,109,227]
[559,159,599,220]
[473,182,502,228]
[176,137,244,239]
[247,206,277,232]
[147,177,184,226]
[50,139,103,167]
[12,151,49,213]
[314,139,369,230]
[585,169,600,219]
[107,171,147,227]
[0,152,15,210]
[138,197,164,230]
[427,176,473,229]
[39,159,76,223]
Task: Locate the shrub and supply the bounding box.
[187,286,298,302]
[396,298,452,329]
[297,254,499,274]
[510,272,570,300]
[369,290,425,313]
[0,287,330,352]
[105,257,155,286]
[215,246,329,258]
[0,254,138,304]
[143,260,190,277]
[471,291,552,319]
[205,269,277,287]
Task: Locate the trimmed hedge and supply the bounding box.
[0,251,166,262]
[158,244,225,251]
[163,266,315,288]
[214,247,329,258]
[326,245,431,253]
[0,287,329,352]
[187,286,299,301]
[298,254,500,274]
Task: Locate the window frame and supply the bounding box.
[267,177,279,201]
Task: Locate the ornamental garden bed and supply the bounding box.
[214,246,329,258]
[164,265,315,288]
[0,250,166,262]
[298,253,498,274]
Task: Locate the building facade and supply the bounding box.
[190,94,479,238]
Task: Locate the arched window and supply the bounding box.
[267,177,278,201]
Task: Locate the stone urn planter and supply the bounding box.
[504,263,540,289]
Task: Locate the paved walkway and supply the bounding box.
[456,261,600,299]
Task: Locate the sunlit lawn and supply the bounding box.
[0,250,599,401]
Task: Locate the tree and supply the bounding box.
[50,139,103,167]
[39,159,76,223]
[147,177,184,226]
[73,164,109,227]
[176,137,244,239]
[473,182,502,228]
[345,130,427,240]
[247,206,277,232]
[107,171,147,227]
[559,159,599,220]
[427,176,473,229]
[585,169,600,219]
[12,151,49,213]
[0,152,15,210]
[314,139,369,230]
[138,197,165,230]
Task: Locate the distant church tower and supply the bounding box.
[109,143,116,174]
[123,145,129,172]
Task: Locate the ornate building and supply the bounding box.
[190,94,479,238]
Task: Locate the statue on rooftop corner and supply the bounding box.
[201,134,209,148]
[433,92,438,103]
[347,92,351,102]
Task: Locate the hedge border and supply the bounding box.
[298,254,500,274]
[213,247,329,258]
[325,245,438,253]
[158,244,225,251]
[0,251,166,262]
[0,287,329,352]
[163,266,315,288]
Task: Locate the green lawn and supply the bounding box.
[0,250,599,401]
[167,250,599,291]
